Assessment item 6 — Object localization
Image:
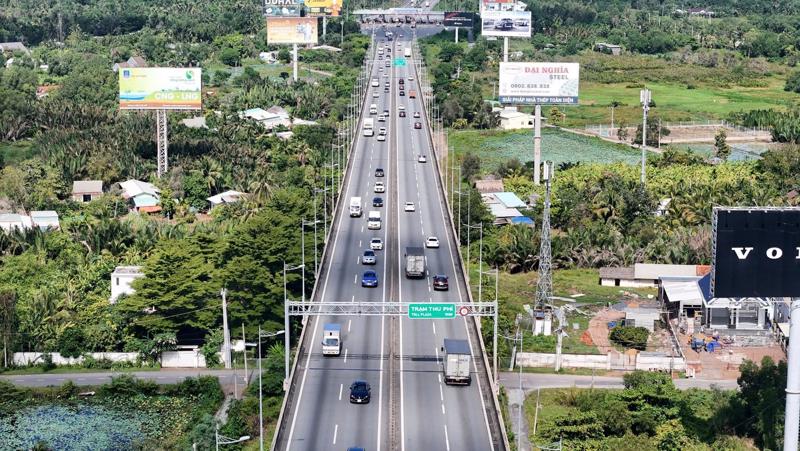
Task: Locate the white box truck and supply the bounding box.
[367,211,381,229]
[442,339,471,385]
[404,47,412,58]
[363,118,374,136]
[350,197,362,217]
[404,246,425,278]
[322,324,342,356]
[369,104,378,114]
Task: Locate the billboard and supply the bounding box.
[480,0,515,13]
[712,208,800,298]
[267,17,319,44]
[264,0,303,17]
[119,68,202,110]
[305,0,341,16]
[498,62,580,105]
[444,11,475,27]
[481,11,531,37]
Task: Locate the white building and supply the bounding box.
[30,211,60,230]
[498,108,535,130]
[207,190,247,209]
[481,192,534,226]
[110,266,145,303]
[0,213,32,233]
[72,180,104,203]
[599,263,710,288]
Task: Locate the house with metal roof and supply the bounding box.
[474,178,504,194]
[600,263,710,288]
[119,179,161,213]
[697,274,773,331]
[0,213,32,233]
[72,180,104,203]
[0,42,30,55]
[110,266,145,303]
[207,190,247,209]
[659,275,705,317]
[481,191,534,226]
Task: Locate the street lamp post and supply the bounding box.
[256,328,285,451]
[216,423,250,451]
[282,261,304,384]
[302,218,321,277]
[479,267,500,387]
[315,187,331,241]
[464,223,483,293]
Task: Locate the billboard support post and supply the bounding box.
[639,88,651,185]
[323,16,327,36]
[156,109,168,178]
[785,299,800,451]
[293,43,298,82]
[455,27,459,43]
[533,104,541,185]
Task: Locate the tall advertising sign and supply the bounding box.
[498,62,580,105]
[267,17,319,44]
[443,12,475,27]
[480,0,515,13]
[481,11,531,37]
[119,68,202,110]
[264,0,304,17]
[712,208,800,298]
[305,0,341,16]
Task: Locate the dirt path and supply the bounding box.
[587,308,625,354]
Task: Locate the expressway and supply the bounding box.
[275,28,497,451]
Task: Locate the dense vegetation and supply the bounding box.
[533,362,787,450]
[0,0,368,359]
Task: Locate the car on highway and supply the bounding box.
[425,237,440,248]
[378,114,386,122]
[433,274,449,291]
[414,122,422,129]
[399,110,406,117]
[362,250,376,265]
[370,237,383,250]
[385,61,390,67]
[399,78,404,85]
[413,111,420,118]
[361,270,379,287]
[379,127,387,135]
[375,168,384,177]
[347,448,366,451]
[399,90,405,96]
[377,134,386,141]
[418,155,427,163]
[349,380,371,403]
[408,76,415,81]
[383,109,389,116]
[374,181,385,193]
[404,202,415,212]
[372,91,379,98]
[384,87,389,93]
[372,196,383,207]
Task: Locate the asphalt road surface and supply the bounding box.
[274,28,496,451]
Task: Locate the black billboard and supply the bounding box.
[712,208,800,297]
[443,11,475,27]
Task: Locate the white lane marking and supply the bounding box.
[444,425,451,451]
[361,225,365,233]
[359,239,362,247]
[435,346,439,360]
[439,384,444,401]
[286,46,378,450]
[354,274,358,284]
[441,403,446,414]
[438,373,442,383]
[344,348,349,363]
[351,295,355,302]
[339,383,344,401]
[432,322,436,335]
[348,319,352,332]
[357,256,360,264]
[333,424,339,444]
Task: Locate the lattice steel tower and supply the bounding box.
[535,162,553,310]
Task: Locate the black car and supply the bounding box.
[433,275,449,291]
[399,90,405,96]
[350,380,371,403]
[373,196,383,207]
[399,78,405,85]
[399,111,406,117]
[384,87,389,93]
[375,168,384,177]
[414,122,422,129]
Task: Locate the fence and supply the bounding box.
[12,351,218,368]
[516,351,686,372]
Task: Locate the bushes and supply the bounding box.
[610,326,649,350]
[57,327,84,359]
[97,374,159,398]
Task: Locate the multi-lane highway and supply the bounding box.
[274,28,499,451]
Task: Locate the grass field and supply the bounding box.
[449,128,641,171]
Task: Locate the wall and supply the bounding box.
[161,350,208,368]
[13,352,138,366]
[516,351,686,372]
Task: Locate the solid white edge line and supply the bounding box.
[285,39,378,451]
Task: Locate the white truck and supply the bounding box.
[404,47,412,58]
[367,211,381,229]
[363,118,374,136]
[350,197,362,217]
[442,339,471,385]
[404,246,425,278]
[322,324,342,356]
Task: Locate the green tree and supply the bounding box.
[610,326,649,350]
[201,329,223,366]
[219,48,241,66]
[731,357,786,450]
[549,106,564,125]
[785,70,800,93]
[714,129,732,160]
[461,153,481,182]
[183,172,211,210]
[57,326,85,359]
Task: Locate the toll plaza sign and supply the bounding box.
[408,303,456,319]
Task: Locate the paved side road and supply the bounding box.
[499,372,739,451]
[0,369,244,387]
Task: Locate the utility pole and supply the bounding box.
[784,299,800,451]
[640,88,651,185]
[221,289,232,369]
[242,323,248,384]
[535,162,553,310]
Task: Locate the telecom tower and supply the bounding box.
[535,162,553,310]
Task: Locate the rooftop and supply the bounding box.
[72,180,103,194]
[112,265,144,275]
[120,179,159,198]
[599,266,635,280]
[474,179,504,194]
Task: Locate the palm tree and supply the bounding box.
[192,156,224,194]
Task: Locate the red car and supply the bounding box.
[414,122,422,129]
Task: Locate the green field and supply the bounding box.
[449,128,641,171]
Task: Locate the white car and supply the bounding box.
[404,202,415,212]
[370,238,384,250]
[379,127,387,135]
[408,76,415,81]
[374,182,385,193]
[377,134,386,141]
[373,91,379,98]
[418,155,427,163]
[425,237,440,248]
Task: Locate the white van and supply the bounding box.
[350,197,362,217]
[371,78,379,87]
[370,104,378,114]
[368,211,382,230]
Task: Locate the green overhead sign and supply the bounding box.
[393,57,406,67]
[408,303,456,319]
